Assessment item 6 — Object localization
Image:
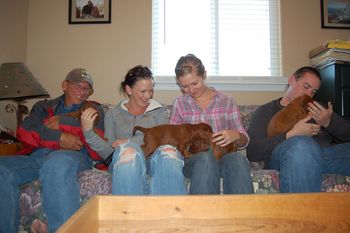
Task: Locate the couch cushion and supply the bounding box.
[239,105,259,130]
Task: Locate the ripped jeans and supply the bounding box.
[110,141,187,195]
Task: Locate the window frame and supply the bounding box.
[152,0,287,92]
[154,75,287,91]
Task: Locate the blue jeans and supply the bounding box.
[267,136,350,193]
[0,148,92,233]
[111,141,187,195]
[183,148,254,194]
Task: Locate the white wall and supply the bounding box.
[0,0,29,132]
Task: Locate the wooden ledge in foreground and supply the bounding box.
[58,192,350,233]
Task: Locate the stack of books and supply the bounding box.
[309,40,350,68]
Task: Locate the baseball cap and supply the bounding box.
[65,68,94,92]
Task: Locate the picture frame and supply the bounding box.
[321,0,350,29]
[69,0,111,24]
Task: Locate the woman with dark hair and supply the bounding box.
[81,65,187,195]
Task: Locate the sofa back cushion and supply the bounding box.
[239,105,259,130]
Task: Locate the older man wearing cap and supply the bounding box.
[0,68,106,233]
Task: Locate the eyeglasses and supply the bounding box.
[69,82,91,94]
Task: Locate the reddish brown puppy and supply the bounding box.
[267,94,313,137]
[189,130,238,160]
[133,123,237,160]
[133,123,213,158]
[64,101,99,125]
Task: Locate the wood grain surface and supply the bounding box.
[58,193,350,233]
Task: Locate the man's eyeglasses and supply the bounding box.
[69,82,91,94]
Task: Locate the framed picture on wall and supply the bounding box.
[69,0,111,24]
[321,0,350,29]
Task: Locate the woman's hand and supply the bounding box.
[212,129,241,147]
[112,138,129,148]
[81,107,98,132]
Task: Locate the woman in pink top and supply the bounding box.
[170,54,253,194]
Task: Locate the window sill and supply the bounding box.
[154,76,288,92]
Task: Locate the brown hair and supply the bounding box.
[293,66,321,81]
[174,54,206,79]
[120,65,154,96]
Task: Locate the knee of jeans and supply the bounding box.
[113,146,138,169]
[221,152,248,165]
[286,136,321,153]
[194,151,218,168]
[0,164,14,184]
[287,136,312,146]
[148,145,184,171]
[282,137,322,164]
[43,152,78,169]
[40,153,79,179]
[156,145,182,160]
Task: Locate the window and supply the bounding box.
[152,0,286,91]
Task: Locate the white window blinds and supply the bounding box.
[152,0,281,77]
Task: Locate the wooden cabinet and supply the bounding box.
[315,62,350,119]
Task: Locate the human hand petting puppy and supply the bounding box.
[44,114,83,150]
[286,115,321,139]
[81,107,99,132]
[308,101,333,128]
[212,129,243,147]
[59,133,83,150]
[286,100,333,139]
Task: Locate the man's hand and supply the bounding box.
[286,115,321,139]
[60,132,83,150]
[308,101,333,128]
[44,116,60,130]
[81,107,98,132]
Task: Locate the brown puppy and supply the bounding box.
[267,94,313,137]
[133,123,237,160]
[64,101,99,125]
[44,101,100,131]
[189,131,238,160]
[133,123,213,159]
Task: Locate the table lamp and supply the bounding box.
[0,62,50,129]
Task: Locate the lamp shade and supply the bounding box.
[0,62,50,101]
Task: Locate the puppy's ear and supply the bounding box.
[198,123,211,131]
